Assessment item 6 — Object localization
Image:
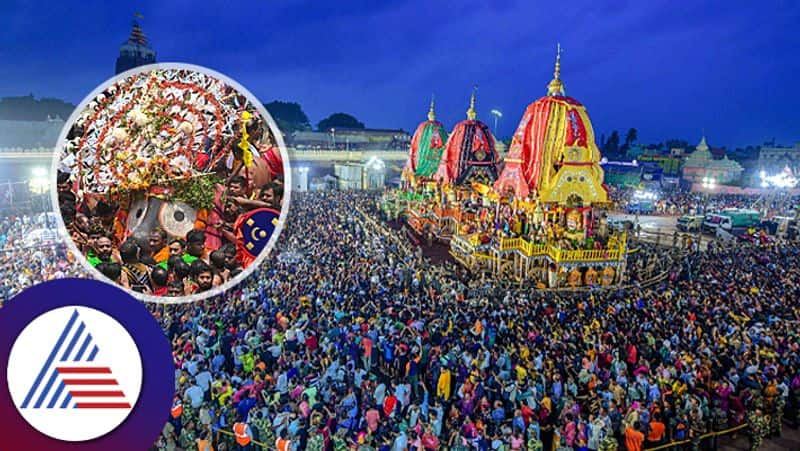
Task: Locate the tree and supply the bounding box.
[603,130,620,156]
[664,139,689,150]
[619,128,638,158]
[317,113,365,131]
[264,101,311,133]
[624,128,638,148]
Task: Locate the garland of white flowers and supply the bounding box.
[60,69,265,198]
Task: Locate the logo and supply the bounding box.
[0,279,174,451]
[7,306,142,441]
[234,207,281,261]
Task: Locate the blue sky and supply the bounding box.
[1,0,798,148]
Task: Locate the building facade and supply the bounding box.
[682,136,743,185]
[759,143,800,174]
[115,19,156,74]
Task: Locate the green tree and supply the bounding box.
[317,113,365,131]
[619,128,638,157]
[603,130,620,156]
[664,139,689,150]
[264,101,311,133]
[624,128,638,148]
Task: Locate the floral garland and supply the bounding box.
[169,174,223,211]
[60,69,266,200]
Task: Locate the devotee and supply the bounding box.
[3,191,799,451]
[149,228,170,264]
[88,235,114,267]
[53,68,287,298]
[119,239,150,293]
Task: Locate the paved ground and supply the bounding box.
[608,213,714,249]
[718,425,800,450]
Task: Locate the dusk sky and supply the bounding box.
[1,0,798,149]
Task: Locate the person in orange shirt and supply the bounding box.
[149,228,170,264]
[361,335,373,370]
[625,422,645,451]
[646,413,666,447]
[275,429,291,451]
[195,429,214,451]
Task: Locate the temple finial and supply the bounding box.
[466,85,477,120]
[547,43,565,96]
[428,94,436,121]
[554,42,562,79]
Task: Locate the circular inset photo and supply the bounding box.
[52,64,291,303]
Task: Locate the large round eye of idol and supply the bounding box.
[126,198,149,232]
[53,63,291,303]
[158,201,196,238]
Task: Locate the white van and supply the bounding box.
[23,228,60,247]
[702,214,727,234]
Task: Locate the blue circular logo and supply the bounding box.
[0,278,174,450]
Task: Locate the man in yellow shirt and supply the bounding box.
[437,367,452,400]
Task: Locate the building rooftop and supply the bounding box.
[0,119,63,149]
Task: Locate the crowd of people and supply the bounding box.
[151,191,797,451]
[56,172,284,296]
[610,188,800,218]
[0,212,80,303]
[0,190,798,450]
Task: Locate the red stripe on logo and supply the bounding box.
[63,379,119,385]
[69,391,125,397]
[56,367,112,374]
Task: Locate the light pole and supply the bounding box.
[29,167,48,195]
[490,109,503,136]
[330,128,336,149]
[701,176,716,213]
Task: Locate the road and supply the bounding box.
[609,213,678,235]
[608,213,710,248]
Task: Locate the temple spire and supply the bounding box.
[547,43,565,96]
[466,85,477,120]
[428,94,436,121]
[116,12,156,74]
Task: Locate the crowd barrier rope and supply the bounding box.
[644,423,747,450]
[210,420,749,450]
[214,427,270,449]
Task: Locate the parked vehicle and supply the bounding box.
[626,201,654,215]
[769,216,798,239]
[22,228,59,247]
[719,209,761,229]
[702,214,725,234]
[607,217,633,233]
[703,210,761,234]
[677,215,703,232]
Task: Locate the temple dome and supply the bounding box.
[494,47,608,205]
[404,97,449,179]
[433,89,500,185]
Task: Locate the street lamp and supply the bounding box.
[490,109,503,136]
[366,156,385,190]
[330,128,336,149]
[29,166,49,195]
[701,176,716,213]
